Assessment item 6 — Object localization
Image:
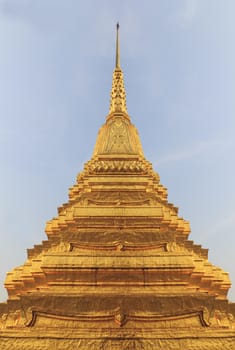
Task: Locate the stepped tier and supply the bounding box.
[4,155,230,300]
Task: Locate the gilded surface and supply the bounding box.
[1,24,235,349]
[1,337,235,350]
[109,68,127,114]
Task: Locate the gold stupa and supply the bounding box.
[0,24,235,350]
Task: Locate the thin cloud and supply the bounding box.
[156,138,226,165]
[0,0,32,19]
[167,0,198,28]
[203,212,235,240]
[181,0,197,22]
[170,0,198,25]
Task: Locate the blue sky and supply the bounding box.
[0,0,235,301]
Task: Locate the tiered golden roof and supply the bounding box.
[0,24,235,350]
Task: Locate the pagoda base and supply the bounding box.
[1,293,235,350]
[1,328,235,350]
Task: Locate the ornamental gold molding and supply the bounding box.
[24,307,210,329]
[69,241,167,252]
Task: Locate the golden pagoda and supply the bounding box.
[0,24,235,350]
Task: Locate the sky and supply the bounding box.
[0,0,235,302]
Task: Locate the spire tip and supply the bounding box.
[115,22,120,68]
[110,22,127,114]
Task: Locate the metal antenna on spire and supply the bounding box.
[116,22,120,68]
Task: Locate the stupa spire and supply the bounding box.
[109,23,128,114]
[116,22,120,68]
[1,24,235,349]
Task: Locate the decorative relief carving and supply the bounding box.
[128,308,210,328]
[79,197,154,207]
[210,310,235,328]
[74,229,160,244]
[69,241,167,252]
[166,241,177,252]
[104,119,133,154]
[0,313,7,329]
[109,68,127,114]
[13,310,22,327]
[114,311,126,327]
[77,191,164,207]
[24,307,210,329]
[0,309,27,329]
[25,307,125,328]
[86,159,149,173]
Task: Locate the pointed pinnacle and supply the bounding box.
[109,23,127,115]
[116,22,120,68]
